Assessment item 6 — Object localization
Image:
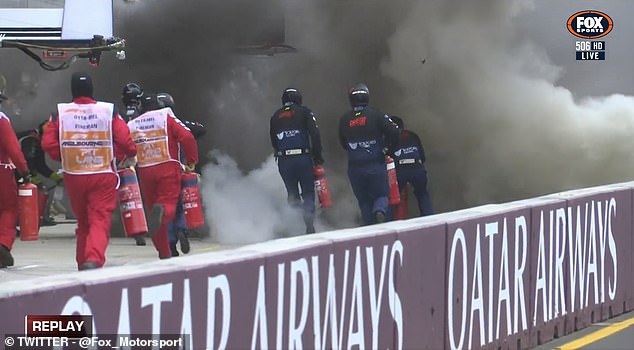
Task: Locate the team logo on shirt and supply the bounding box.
[349,116,367,127]
[277,130,300,140]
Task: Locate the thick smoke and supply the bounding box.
[201,151,356,244]
[201,152,303,244]
[3,0,634,243]
[380,0,634,208]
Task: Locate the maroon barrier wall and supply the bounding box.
[1,183,633,350]
[445,204,537,350]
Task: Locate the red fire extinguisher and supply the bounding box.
[393,185,409,220]
[386,156,400,205]
[181,172,204,229]
[18,182,39,241]
[313,165,333,208]
[117,168,148,236]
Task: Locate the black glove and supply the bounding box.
[313,155,325,166]
[384,147,397,158]
[18,172,31,184]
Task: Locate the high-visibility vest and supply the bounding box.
[58,102,115,175]
[128,108,174,167]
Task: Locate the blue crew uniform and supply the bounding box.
[270,88,323,234]
[390,116,433,216]
[338,84,398,225]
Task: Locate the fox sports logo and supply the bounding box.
[567,10,613,39]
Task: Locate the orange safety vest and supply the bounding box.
[128,108,173,167]
[58,102,115,175]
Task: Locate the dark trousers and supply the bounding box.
[168,196,187,244]
[277,155,315,218]
[347,162,389,225]
[397,165,433,216]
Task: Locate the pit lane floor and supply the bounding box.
[533,311,634,350]
[0,217,227,282]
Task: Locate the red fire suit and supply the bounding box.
[41,97,137,269]
[128,108,198,258]
[0,112,28,252]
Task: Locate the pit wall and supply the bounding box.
[1,182,633,350]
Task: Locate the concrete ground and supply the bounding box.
[0,215,226,282]
[534,311,634,350]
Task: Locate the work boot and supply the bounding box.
[147,204,164,236]
[170,242,180,257]
[0,244,14,268]
[374,211,386,224]
[79,261,99,271]
[304,215,316,234]
[41,216,57,226]
[134,236,146,246]
[178,230,190,254]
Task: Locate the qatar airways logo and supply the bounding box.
[447,199,619,350]
[50,242,404,350]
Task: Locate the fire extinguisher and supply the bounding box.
[386,156,400,205]
[313,165,333,208]
[117,168,148,236]
[393,185,409,220]
[181,172,204,229]
[18,182,39,241]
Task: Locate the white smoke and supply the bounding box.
[201,0,634,241]
[201,150,356,244]
[5,0,634,239]
[199,55,360,244]
[380,0,634,209]
[201,151,301,244]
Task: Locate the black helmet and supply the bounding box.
[71,72,93,99]
[281,87,302,105]
[156,92,174,109]
[140,93,162,112]
[348,83,369,107]
[390,115,404,129]
[122,83,143,106]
